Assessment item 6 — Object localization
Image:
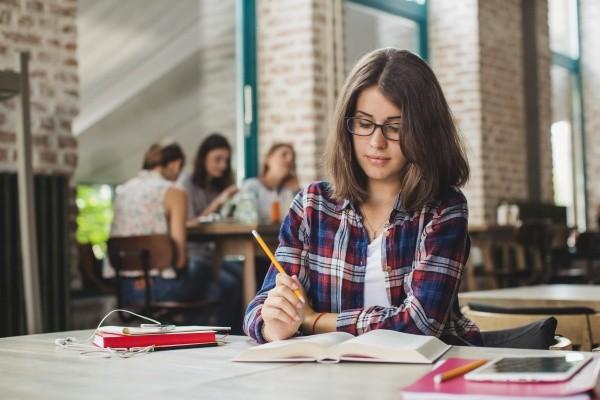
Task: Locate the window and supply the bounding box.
[549,0,586,228]
[76,184,114,259]
[344,0,427,74]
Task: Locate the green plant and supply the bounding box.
[76,184,113,259]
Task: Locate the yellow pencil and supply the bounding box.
[433,359,488,383]
[251,230,305,303]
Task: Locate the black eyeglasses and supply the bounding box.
[346,117,401,141]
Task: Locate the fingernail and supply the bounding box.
[295,315,301,321]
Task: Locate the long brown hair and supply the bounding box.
[260,143,297,190]
[191,133,233,191]
[324,48,469,211]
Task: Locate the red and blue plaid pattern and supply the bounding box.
[244,181,482,345]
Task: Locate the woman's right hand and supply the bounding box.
[216,184,238,206]
[261,274,305,341]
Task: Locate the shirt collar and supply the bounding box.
[335,198,351,212]
[334,193,405,213]
[138,169,165,181]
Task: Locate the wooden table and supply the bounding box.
[187,222,280,306]
[459,284,600,349]
[459,284,600,311]
[1,330,593,399]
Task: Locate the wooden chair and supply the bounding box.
[107,234,217,323]
[463,303,595,351]
[591,313,600,349]
[546,224,586,283]
[550,336,572,351]
[574,231,600,283]
[513,222,553,285]
[466,225,519,290]
[77,243,114,294]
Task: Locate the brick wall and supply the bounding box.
[478,0,528,223]
[0,0,79,294]
[257,0,342,184]
[429,0,485,224]
[0,0,78,175]
[580,0,600,227]
[429,0,553,225]
[257,0,319,184]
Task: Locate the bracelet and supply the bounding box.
[310,312,325,335]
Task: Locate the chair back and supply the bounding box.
[575,231,600,256]
[77,243,113,294]
[463,303,594,351]
[574,231,600,283]
[106,234,219,324]
[107,234,176,273]
[479,316,557,350]
[514,222,553,284]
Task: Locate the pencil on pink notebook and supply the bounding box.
[401,357,600,399]
[433,359,487,383]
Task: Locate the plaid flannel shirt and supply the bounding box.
[243,181,482,345]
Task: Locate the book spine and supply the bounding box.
[103,332,216,348]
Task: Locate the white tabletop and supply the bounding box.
[0,330,592,400]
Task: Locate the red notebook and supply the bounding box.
[401,357,600,400]
[93,330,217,349]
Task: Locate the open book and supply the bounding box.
[234,329,450,364]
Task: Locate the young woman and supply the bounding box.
[243,48,482,345]
[111,143,189,302]
[180,133,242,331]
[183,133,239,220]
[238,143,300,224]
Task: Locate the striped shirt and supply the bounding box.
[243,181,482,345]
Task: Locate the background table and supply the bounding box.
[459,284,600,311]
[0,330,591,400]
[187,222,280,306]
[459,284,600,349]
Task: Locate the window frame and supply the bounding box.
[550,0,587,229]
[237,0,259,180]
[346,0,428,60]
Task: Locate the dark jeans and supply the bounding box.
[119,258,243,333]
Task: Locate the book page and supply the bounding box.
[329,329,450,363]
[234,332,354,362]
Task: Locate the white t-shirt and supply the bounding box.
[363,234,391,308]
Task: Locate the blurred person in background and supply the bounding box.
[180,133,243,332]
[238,142,300,224]
[111,142,240,330]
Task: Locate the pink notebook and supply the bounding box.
[401,357,600,400]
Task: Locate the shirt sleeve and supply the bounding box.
[336,201,469,337]
[180,175,200,219]
[243,188,309,343]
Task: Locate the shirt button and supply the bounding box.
[384,230,390,237]
[385,265,392,272]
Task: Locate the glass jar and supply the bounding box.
[234,192,258,225]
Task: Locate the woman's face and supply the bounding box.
[204,148,230,179]
[267,146,295,176]
[351,85,406,185]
